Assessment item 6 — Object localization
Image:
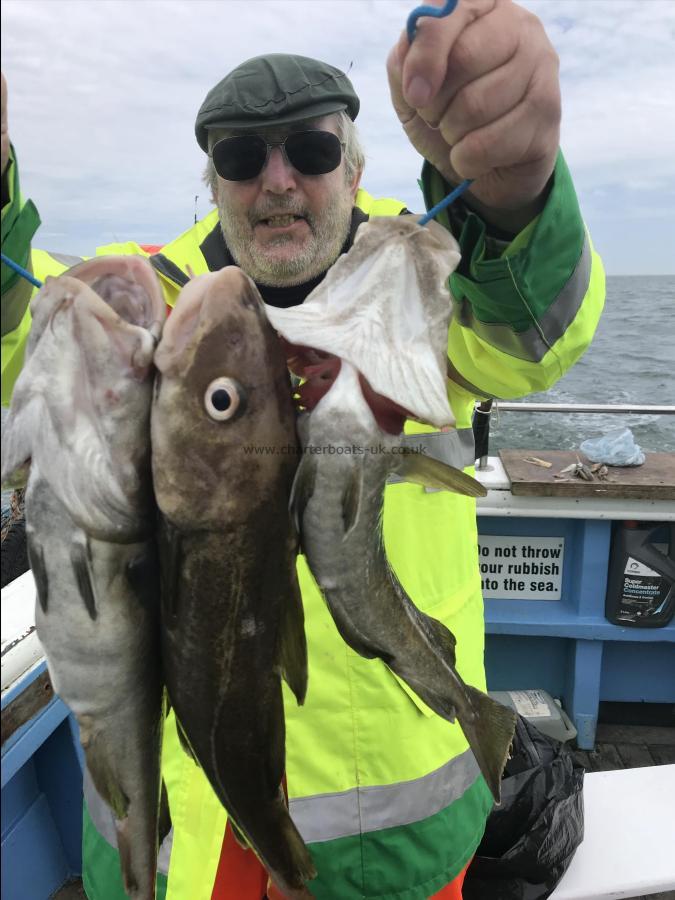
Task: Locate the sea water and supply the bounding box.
[488,275,675,454]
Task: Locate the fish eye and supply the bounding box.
[204,377,245,422]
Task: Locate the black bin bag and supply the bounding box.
[464,714,585,900]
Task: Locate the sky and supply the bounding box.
[2,0,675,275]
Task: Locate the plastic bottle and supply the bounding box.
[605,521,675,627]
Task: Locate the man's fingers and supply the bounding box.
[450,66,561,180]
[438,55,536,147]
[402,0,494,108]
[416,2,521,128]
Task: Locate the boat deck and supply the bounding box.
[573,723,675,772]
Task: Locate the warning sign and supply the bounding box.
[477,535,565,600]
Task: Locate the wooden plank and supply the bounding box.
[499,450,675,499]
[649,745,675,766]
[615,742,656,768]
[1,669,54,746]
[572,749,592,770]
[587,743,624,771]
[596,724,675,746]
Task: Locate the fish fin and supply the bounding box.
[158,779,172,846]
[278,568,308,705]
[125,543,159,611]
[289,453,318,536]
[81,730,129,821]
[264,700,318,890]
[389,612,514,802]
[71,538,98,620]
[456,685,517,804]
[419,610,457,662]
[27,540,49,614]
[115,813,156,900]
[0,401,39,488]
[395,452,486,498]
[385,614,458,713]
[158,515,182,625]
[114,817,137,897]
[272,784,318,889]
[341,459,364,536]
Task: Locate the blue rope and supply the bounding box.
[406,0,473,225]
[407,0,458,42]
[418,180,472,226]
[1,253,43,288]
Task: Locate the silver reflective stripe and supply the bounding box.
[388,428,476,485]
[290,749,480,843]
[446,357,491,400]
[48,252,85,268]
[83,768,173,876]
[402,428,475,469]
[455,232,592,363]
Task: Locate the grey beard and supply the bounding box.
[217,193,354,288]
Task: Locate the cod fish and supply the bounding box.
[150,267,315,898]
[267,217,518,801]
[1,257,167,899]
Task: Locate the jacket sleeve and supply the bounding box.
[1,146,42,404]
[0,148,166,406]
[421,151,605,400]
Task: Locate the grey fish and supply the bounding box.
[150,266,315,898]
[266,216,517,802]
[1,256,167,900]
[290,360,517,801]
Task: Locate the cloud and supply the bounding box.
[2,0,674,272]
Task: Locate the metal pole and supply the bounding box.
[491,403,675,415]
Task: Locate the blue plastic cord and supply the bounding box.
[406,0,473,224]
[1,252,43,288]
[418,179,472,226]
[407,0,458,42]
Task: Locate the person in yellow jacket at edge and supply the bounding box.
[1,0,605,897]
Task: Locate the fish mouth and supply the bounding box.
[68,257,166,336]
[283,340,410,435]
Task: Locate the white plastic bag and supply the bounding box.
[580,427,645,466]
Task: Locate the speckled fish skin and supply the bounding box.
[150,266,315,899]
[290,360,517,804]
[0,256,167,900]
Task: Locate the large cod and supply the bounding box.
[150,267,315,898]
[1,256,167,900]
[268,216,518,803]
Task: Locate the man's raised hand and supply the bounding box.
[387,0,561,225]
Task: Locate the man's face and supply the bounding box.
[213,115,361,287]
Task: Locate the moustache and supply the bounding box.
[249,202,312,227]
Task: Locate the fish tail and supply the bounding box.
[269,809,317,898]
[82,722,161,900]
[456,685,517,804]
[116,814,158,900]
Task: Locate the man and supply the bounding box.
[1,2,604,897]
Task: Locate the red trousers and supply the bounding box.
[211,822,469,900]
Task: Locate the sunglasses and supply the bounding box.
[211,130,344,182]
